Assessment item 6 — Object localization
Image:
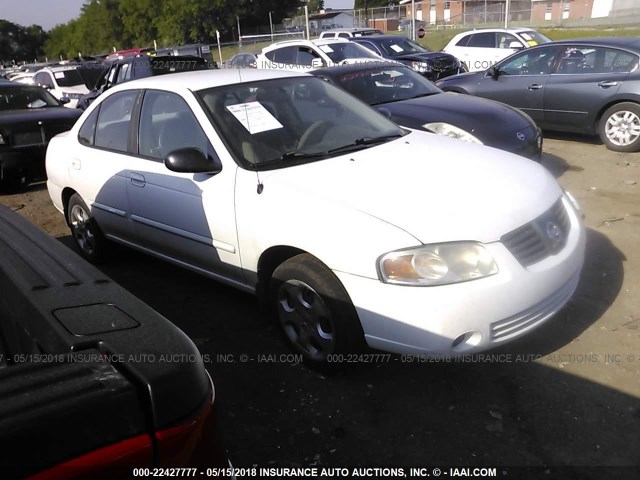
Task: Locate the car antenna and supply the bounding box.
[235,67,262,194]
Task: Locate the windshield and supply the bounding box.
[377,38,430,57]
[518,30,552,47]
[197,76,404,169]
[330,66,441,105]
[52,69,85,87]
[319,43,381,62]
[0,86,60,110]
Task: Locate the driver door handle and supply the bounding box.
[130,172,146,187]
[598,81,619,88]
[528,84,543,90]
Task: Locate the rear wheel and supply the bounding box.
[270,254,366,368]
[67,193,109,263]
[598,102,640,152]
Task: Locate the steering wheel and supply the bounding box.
[297,121,331,150]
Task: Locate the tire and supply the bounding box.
[0,162,31,193]
[598,102,640,152]
[270,254,366,368]
[67,193,109,263]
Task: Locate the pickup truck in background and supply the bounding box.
[0,204,228,479]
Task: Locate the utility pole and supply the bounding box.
[269,11,274,42]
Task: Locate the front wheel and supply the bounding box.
[270,254,366,368]
[598,102,640,152]
[67,193,109,263]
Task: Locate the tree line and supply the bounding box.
[2,0,399,63]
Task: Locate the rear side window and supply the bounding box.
[265,46,297,63]
[94,90,138,152]
[467,32,496,48]
[455,35,471,47]
[78,107,99,146]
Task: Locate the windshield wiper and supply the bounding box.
[280,151,328,161]
[327,133,404,154]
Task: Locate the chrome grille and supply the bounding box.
[501,199,570,267]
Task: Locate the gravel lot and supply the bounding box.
[1,134,639,475]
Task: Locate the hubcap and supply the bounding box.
[276,280,335,361]
[70,204,96,255]
[605,110,640,147]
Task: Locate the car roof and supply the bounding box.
[547,37,640,50]
[351,35,415,43]
[106,68,309,93]
[261,38,350,52]
[457,27,540,35]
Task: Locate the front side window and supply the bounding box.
[297,48,321,67]
[197,77,404,169]
[499,47,560,75]
[94,90,138,152]
[138,90,210,160]
[497,33,521,49]
[265,46,297,63]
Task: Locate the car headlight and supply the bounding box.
[423,122,483,144]
[378,242,498,286]
[411,61,431,73]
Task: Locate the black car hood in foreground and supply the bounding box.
[379,91,537,150]
[394,51,458,63]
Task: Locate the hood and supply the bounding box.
[381,92,535,141]
[262,131,560,244]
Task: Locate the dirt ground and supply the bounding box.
[1,134,639,476]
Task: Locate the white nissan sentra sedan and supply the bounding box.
[46,69,585,367]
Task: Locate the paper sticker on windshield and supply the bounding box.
[527,40,538,46]
[390,44,404,53]
[226,102,283,134]
[54,72,65,79]
[319,45,334,53]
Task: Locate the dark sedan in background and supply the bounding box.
[436,37,640,152]
[314,64,542,160]
[349,35,466,82]
[0,82,81,191]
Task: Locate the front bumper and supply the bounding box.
[334,198,585,356]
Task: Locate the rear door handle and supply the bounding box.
[528,84,543,90]
[598,81,619,88]
[130,172,146,187]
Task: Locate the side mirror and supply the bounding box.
[311,58,324,69]
[509,41,524,50]
[489,66,501,79]
[41,83,54,89]
[59,97,71,105]
[165,148,222,174]
[376,107,392,119]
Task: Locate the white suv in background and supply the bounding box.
[256,38,385,72]
[442,28,551,72]
[33,65,90,108]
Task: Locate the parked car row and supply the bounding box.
[437,37,640,152]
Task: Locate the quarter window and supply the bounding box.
[94,90,138,152]
[78,107,99,146]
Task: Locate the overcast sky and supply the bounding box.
[1,0,86,30]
